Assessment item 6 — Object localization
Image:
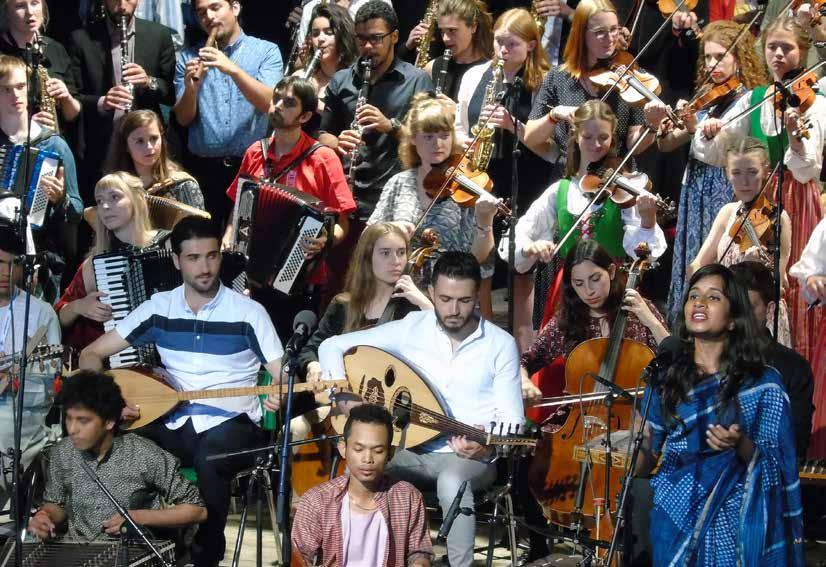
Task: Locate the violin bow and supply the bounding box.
[717,162,781,262]
[598,0,687,104]
[716,59,826,130]
[549,130,651,263]
[626,0,647,41]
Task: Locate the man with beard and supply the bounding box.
[319,251,524,567]
[174,0,283,225]
[79,216,284,567]
[223,76,355,337]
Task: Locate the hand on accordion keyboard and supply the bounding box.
[41,166,65,205]
[301,230,328,259]
[74,291,113,322]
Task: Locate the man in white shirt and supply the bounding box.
[0,220,61,513]
[79,216,284,567]
[319,251,524,567]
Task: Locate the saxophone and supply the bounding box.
[346,59,372,187]
[120,14,134,112]
[32,35,58,134]
[415,0,439,68]
[469,60,504,172]
[530,1,548,35]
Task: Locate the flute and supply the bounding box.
[193,27,219,83]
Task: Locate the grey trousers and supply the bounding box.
[386,449,497,567]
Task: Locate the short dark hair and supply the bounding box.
[729,261,775,305]
[274,76,318,116]
[0,218,24,256]
[354,0,398,31]
[171,216,221,255]
[431,251,481,287]
[343,403,393,448]
[56,370,126,426]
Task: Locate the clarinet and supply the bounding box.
[434,48,452,96]
[120,14,134,112]
[302,48,323,80]
[346,59,371,187]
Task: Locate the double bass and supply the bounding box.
[528,247,656,557]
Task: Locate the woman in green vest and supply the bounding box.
[502,100,667,325]
[691,16,824,368]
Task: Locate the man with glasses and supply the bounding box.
[174,0,283,225]
[222,76,356,338]
[318,0,432,225]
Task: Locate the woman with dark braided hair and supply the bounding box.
[637,264,804,566]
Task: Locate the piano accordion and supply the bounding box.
[0,143,61,229]
[93,248,247,369]
[230,177,333,295]
[0,539,175,566]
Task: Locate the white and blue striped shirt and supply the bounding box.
[115,283,283,433]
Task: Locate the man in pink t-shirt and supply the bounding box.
[292,404,433,567]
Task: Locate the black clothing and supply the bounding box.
[320,57,432,220]
[431,55,487,102]
[67,16,175,200]
[767,339,815,458]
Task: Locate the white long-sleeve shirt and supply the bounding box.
[318,310,524,453]
[789,217,826,304]
[499,176,668,273]
[692,88,826,183]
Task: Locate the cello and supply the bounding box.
[528,246,656,558]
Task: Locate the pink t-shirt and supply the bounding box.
[341,494,388,566]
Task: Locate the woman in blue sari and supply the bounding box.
[637,264,805,566]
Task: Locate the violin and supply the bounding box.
[728,192,777,255]
[681,77,741,119]
[422,153,512,216]
[580,158,678,218]
[657,0,703,39]
[588,51,663,107]
[774,69,818,140]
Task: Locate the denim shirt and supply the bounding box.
[175,31,283,158]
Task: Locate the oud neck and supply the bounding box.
[174,380,346,403]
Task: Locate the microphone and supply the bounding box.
[774,80,801,108]
[437,480,469,541]
[642,335,683,384]
[285,310,318,356]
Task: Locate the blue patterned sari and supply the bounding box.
[644,367,804,566]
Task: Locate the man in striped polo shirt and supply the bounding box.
[80,216,284,567]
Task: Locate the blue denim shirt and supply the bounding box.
[175,31,283,158]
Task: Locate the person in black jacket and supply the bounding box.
[67,0,175,203]
[730,261,815,458]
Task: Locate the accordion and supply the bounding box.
[230,176,333,295]
[1,539,175,567]
[93,247,247,368]
[0,143,61,229]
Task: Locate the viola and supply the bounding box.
[588,50,663,107]
[728,191,777,255]
[422,153,511,216]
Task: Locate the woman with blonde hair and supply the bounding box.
[106,109,205,209]
[693,16,825,366]
[643,20,768,321]
[455,7,554,349]
[298,221,432,382]
[368,92,499,301]
[55,172,170,353]
[523,0,655,165]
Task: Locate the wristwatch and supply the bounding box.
[146,76,159,91]
[390,117,402,135]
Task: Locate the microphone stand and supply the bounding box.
[503,77,522,334]
[9,38,41,567]
[275,355,300,565]
[77,458,172,567]
[771,80,790,341]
